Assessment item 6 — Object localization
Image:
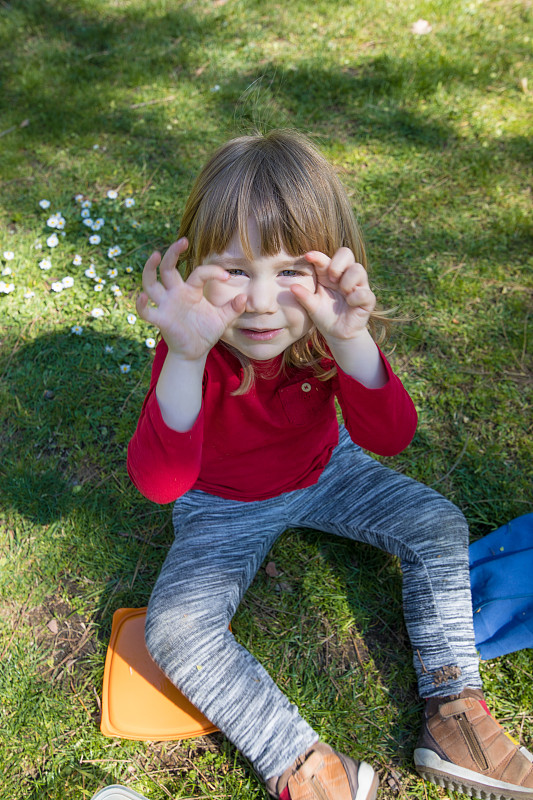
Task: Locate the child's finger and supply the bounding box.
[326,247,357,282]
[338,263,369,295]
[306,248,359,287]
[305,250,331,273]
[227,293,247,317]
[345,286,376,312]
[187,265,231,290]
[290,283,321,314]
[136,291,160,326]
[141,253,168,306]
[158,239,188,289]
[211,293,247,329]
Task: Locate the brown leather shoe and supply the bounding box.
[266,742,379,800]
[414,688,533,799]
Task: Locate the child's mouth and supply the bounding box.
[239,328,283,341]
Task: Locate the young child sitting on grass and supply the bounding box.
[127,129,533,800]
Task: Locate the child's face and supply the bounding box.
[203,219,317,361]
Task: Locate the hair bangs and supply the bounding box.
[178,130,366,274]
[174,130,387,394]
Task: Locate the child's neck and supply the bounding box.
[250,354,284,376]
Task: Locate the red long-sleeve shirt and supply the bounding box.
[127,341,417,504]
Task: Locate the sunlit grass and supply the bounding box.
[0,0,532,798]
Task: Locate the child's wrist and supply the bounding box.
[164,341,211,364]
[325,329,387,388]
[323,326,372,352]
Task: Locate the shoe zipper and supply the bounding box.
[456,714,489,771]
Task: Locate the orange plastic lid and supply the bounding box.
[101,607,218,741]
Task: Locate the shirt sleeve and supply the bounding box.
[334,350,418,456]
[126,341,204,503]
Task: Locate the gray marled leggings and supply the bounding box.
[145,427,481,781]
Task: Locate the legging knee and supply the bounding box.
[413,492,469,551]
[145,600,226,687]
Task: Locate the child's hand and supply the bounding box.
[290,248,376,343]
[136,239,246,360]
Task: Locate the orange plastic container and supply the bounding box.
[101,607,219,741]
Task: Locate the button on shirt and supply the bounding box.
[127,341,418,504]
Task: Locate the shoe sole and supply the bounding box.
[356,761,379,800]
[414,747,533,800]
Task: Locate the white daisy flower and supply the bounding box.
[51,281,63,292]
[0,281,15,294]
[34,241,42,250]
[39,259,52,270]
[91,307,104,318]
[131,220,140,229]
[92,218,105,230]
[72,254,82,266]
[84,266,97,278]
[2,267,12,276]
[105,345,114,353]
[119,363,131,373]
[83,218,94,227]
[47,234,59,248]
[61,276,74,288]
[47,213,65,230]
[107,189,118,200]
[71,324,83,335]
[411,19,432,34]
[94,284,104,292]
[145,337,156,348]
[89,234,101,245]
[39,199,51,209]
[112,289,122,297]
[24,290,35,299]
[94,276,106,285]
[124,197,135,208]
[108,245,122,259]
[125,266,133,273]
[74,194,84,203]
[3,251,15,260]
[107,268,118,278]
[81,200,92,209]
[127,313,136,325]
[81,208,91,218]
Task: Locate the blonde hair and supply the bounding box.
[177,129,388,393]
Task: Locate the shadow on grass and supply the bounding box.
[0,327,418,765]
[0,329,171,629]
[1,0,531,213]
[1,327,529,791]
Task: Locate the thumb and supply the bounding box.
[219,293,247,325]
[290,283,320,316]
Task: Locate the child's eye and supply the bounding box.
[279,269,302,277]
[225,268,247,277]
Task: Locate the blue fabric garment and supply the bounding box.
[469,513,533,659]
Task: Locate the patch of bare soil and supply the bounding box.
[33,596,97,681]
[1,592,98,687]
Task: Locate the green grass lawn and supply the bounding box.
[0,0,531,798]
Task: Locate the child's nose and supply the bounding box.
[245,278,277,314]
